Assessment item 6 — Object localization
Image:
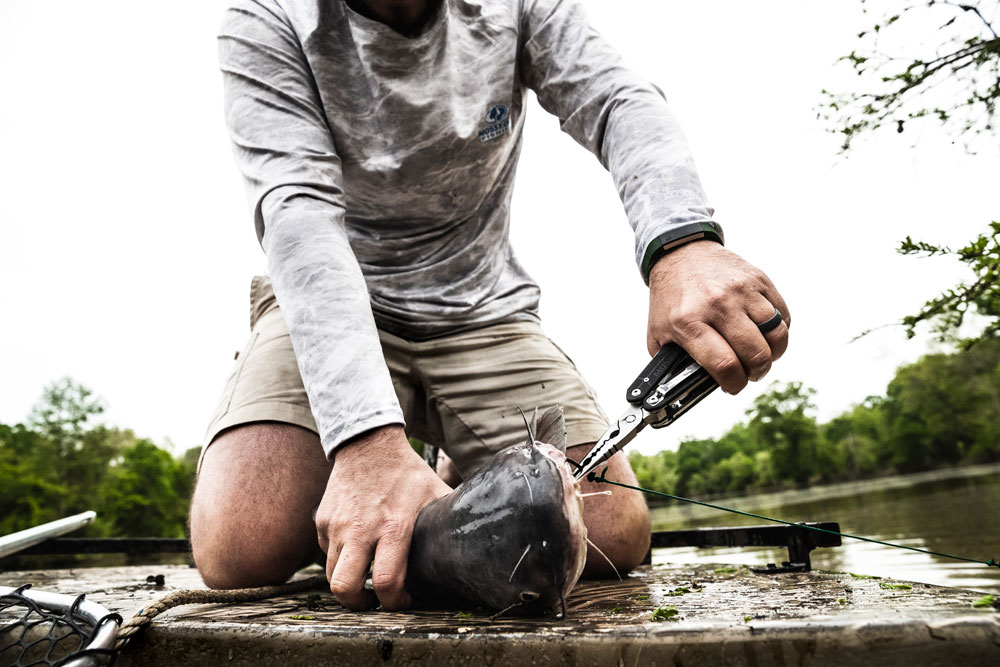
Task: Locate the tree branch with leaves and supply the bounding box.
[821,0,1000,152]
[897,221,1000,346]
[825,1,999,346]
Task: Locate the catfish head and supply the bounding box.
[406,405,587,617]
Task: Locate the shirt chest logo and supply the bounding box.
[478,104,511,143]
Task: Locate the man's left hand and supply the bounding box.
[647,240,790,394]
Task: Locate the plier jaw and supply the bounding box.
[573,344,721,481]
[572,402,647,482]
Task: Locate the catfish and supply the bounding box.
[406,406,588,617]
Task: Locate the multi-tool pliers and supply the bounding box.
[573,309,783,482]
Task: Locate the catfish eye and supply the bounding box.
[519,591,539,602]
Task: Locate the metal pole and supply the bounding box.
[0,511,97,558]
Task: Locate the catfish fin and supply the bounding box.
[530,405,567,453]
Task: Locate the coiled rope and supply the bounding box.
[113,575,327,651]
[588,467,1000,570]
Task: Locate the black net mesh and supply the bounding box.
[1,586,119,667]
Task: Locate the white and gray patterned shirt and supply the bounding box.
[218,0,719,455]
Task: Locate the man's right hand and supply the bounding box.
[316,425,451,610]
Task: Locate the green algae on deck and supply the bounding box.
[973,594,997,608]
[880,582,914,591]
[1,562,998,666]
[650,605,679,621]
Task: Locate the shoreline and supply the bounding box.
[649,461,1000,525]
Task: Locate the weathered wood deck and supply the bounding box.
[2,562,998,666]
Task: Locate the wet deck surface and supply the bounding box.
[3,562,999,666]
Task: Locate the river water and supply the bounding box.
[647,463,1000,593]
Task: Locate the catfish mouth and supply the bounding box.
[523,440,587,615]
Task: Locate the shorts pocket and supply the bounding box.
[224,331,260,413]
[249,276,278,330]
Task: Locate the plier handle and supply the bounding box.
[573,343,719,481]
[574,309,782,481]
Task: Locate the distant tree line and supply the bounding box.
[0,378,199,537]
[5,338,1000,536]
[629,339,1000,499]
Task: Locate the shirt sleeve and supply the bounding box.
[518,0,722,281]
[218,0,404,457]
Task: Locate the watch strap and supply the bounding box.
[640,221,724,283]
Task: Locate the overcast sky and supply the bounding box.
[1,1,996,456]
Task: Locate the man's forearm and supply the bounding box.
[262,190,405,457]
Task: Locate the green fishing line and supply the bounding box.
[588,468,1000,570]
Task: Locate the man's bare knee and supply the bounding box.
[580,492,650,577]
[434,449,463,488]
[191,525,306,589]
[190,422,331,588]
[568,444,651,578]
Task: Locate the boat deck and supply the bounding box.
[2,562,998,666]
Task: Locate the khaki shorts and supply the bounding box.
[204,276,609,478]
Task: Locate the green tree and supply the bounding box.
[28,377,105,443]
[175,446,202,502]
[674,437,732,495]
[746,383,824,485]
[822,397,887,477]
[98,439,192,538]
[751,450,779,489]
[882,339,1000,469]
[0,424,68,534]
[708,451,756,493]
[0,379,199,538]
[629,449,679,496]
[22,379,125,519]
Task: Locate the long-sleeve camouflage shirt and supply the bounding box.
[218,0,720,456]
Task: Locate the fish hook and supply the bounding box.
[586,466,611,484]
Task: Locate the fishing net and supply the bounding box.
[0,585,120,667]
[1,576,326,667]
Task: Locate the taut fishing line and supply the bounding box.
[588,467,1000,570]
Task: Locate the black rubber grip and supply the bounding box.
[626,343,684,404]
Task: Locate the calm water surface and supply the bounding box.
[648,463,1000,593]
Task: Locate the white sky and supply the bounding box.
[1,1,996,456]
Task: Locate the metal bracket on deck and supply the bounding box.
[752,561,810,574]
[646,522,842,573]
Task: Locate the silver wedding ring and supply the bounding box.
[756,308,783,334]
